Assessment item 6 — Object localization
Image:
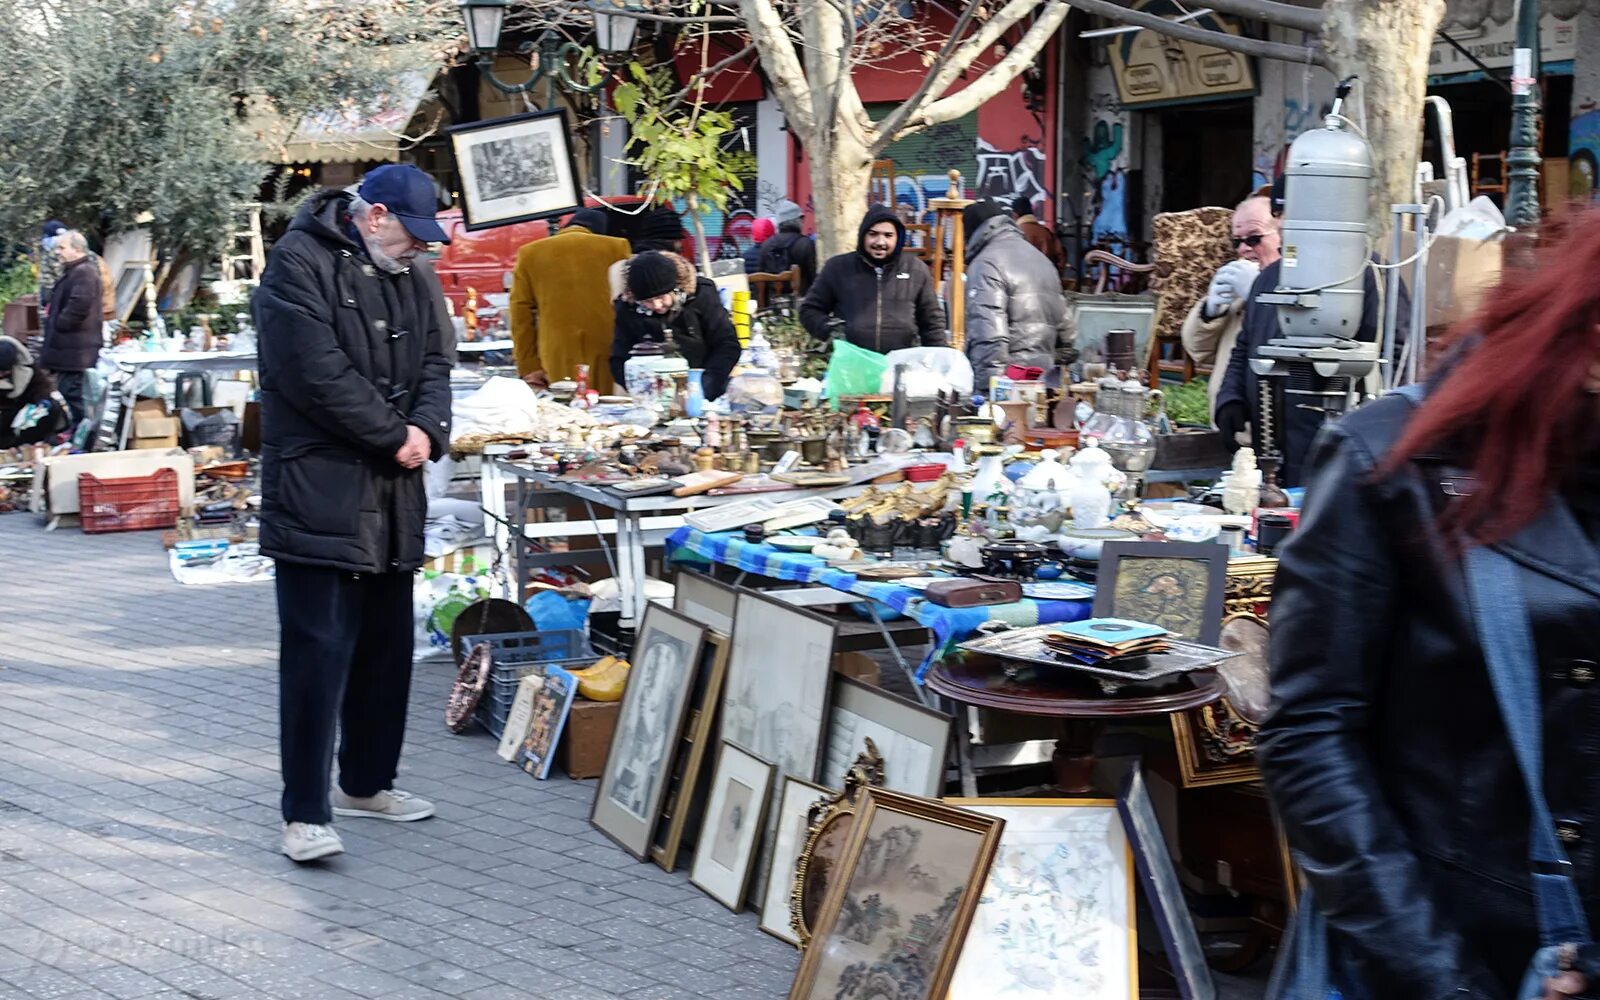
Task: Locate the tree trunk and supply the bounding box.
[811,135,875,261]
[685,192,714,275]
[1321,0,1446,242]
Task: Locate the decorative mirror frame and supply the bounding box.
[788,740,885,949]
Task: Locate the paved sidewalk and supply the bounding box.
[0,515,800,1000]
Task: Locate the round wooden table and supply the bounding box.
[926,654,1226,794]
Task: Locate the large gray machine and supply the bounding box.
[1252,79,1381,442]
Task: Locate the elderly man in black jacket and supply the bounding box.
[254,164,452,863]
[800,205,944,354]
[40,230,102,428]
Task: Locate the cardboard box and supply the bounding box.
[833,651,881,687]
[559,699,621,780]
[130,399,180,450]
[41,448,195,515]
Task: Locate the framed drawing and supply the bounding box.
[1118,763,1217,1000]
[591,605,707,859]
[652,632,731,872]
[787,788,1004,1000]
[723,590,837,899]
[759,776,831,945]
[1172,613,1269,788]
[518,666,578,780]
[823,677,951,797]
[447,109,581,230]
[944,799,1137,1000]
[672,569,739,636]
[1093,540,1229,646]
[689,742,775,912]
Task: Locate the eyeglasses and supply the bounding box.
[1234,234,1267,249]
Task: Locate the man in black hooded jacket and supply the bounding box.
[253,164,452,863]
[800,205,945,353]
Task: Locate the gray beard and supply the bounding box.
[361,232,412,274]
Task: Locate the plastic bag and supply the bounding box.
[823,340,889,400]
[877,346,974,398]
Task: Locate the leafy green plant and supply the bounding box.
[0,257,35,311]
[1162,377,1213,427]
[612,62,757,273]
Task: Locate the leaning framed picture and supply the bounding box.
[447,108,581,231]
[651,632,732,872]
[591,605,708,859]
[1171,612,1269,788]
[1118,763,1217,1000]
[689,741,775,912]
[787,788,1003,1000]
[758,776,831,945]
[822,676,951,797]
[944,798,1137,999]
[1092,540,1229,646]
[672,569,739,636]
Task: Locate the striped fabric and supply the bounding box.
[665,528,1091,682]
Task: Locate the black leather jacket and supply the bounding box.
[1260,393,1600,998]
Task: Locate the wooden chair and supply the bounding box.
[901,222,933,263]
[747,265,803,309]
[870,159,897,207]
[1472,152,1508,197]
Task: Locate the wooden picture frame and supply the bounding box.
[672,569,739,636]
[1171,613,1269,788]
[823,676,952,798]
[944,798,1138,999]
[759,776,831,945]
[1118,763,1217,1000]
[689,741,775,912]
[1093,540,1230,646]
[650,632,731,872]
[590,605,707,860]
[787,788,1004,1000]
[447,108,581,230]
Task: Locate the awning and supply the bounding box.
[276,69,437,164]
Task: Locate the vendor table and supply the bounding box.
[926,654,1224,797]
[107,350,258,450]
[486,460,878,628]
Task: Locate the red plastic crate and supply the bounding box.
[78,468,181,534]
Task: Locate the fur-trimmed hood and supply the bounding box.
[618,251,697,304]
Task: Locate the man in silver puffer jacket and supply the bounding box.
[960,200,1076,388]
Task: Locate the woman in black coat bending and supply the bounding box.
[1260,211,1600,999]
[610,250,740,400]
[0,336,69,448]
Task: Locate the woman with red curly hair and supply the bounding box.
[1260,213,1600,999]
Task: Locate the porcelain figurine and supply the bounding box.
[1224,447,1263,516]
[1066,438,1122,529]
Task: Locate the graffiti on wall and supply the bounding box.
[976,139,1049,212]
[1254,95,1330,189]
[1570,110,1600,202]
[1082,117,1131,267]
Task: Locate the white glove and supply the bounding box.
[1203,259,1260,318]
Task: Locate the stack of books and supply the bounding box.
[1043,618,1173,668]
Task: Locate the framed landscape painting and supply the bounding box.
[448,108,581,230]
[591,606,707,859]
[944,799,1137,999]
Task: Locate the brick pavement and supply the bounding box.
[0,515,801,1000]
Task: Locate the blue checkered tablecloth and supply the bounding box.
[664,527,1092,682]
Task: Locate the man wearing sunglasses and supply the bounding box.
[1180,194,1277,423]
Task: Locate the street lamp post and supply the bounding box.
[1504,0,1542,233]
[457,0,640,97]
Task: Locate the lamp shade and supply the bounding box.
[593,0,639,55]
[458,0,507,53]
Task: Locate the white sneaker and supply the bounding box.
[282,822,344,862]
[331,788,436,822]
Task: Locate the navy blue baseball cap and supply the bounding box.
[358,164,450,244]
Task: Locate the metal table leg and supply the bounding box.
[511,475,527,605]
[862,602,929,706]
[616,509,650,628]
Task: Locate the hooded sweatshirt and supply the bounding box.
[799,206,945,353]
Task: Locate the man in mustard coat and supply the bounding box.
[509,209,631,393]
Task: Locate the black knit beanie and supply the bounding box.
[962,200,1006,237]
[627,251,679,300]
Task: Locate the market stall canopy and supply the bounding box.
[275,68,438,164]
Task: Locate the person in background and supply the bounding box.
[0,336,68,448]
[37,220,65,309]
[756,199,818,291]
[610,250,740,401]
[1011,196,1065,272]
[1260,213,1600,998]
[39,230,101,429]
[510,208,631,393]
[1180,194,1273,425]
[253,163,452,863]
[800,205,944,354]
[961,200,1075,389]
[742,216,775,275]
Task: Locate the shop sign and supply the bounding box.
[1106,0,1257,108]
[1430,12,1577,77]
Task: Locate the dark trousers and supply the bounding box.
[55,370,87,428]
[276,562,415,824]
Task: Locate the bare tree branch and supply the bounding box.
[661,41,758,115]
[1069,0,1330,67]
[916,1,1072,131]
[737,0,816,133]
[1199,0,1323,35]
[871,0,983,146]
